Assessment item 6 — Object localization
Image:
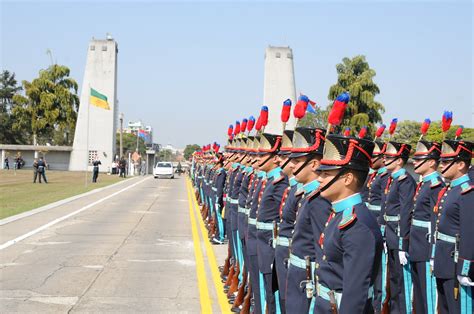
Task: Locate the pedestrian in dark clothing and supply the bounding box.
[37,157,48,183]
[92,159,101,183]
[119,157,127,178]
[33,159,38,183]
[4,157,9,170]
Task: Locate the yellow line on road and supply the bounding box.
[186,179,213,313]
[186,178,232,314]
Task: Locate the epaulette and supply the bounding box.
[307,189,320,201]
[398,174,407,181]
[273,175,285,185]
[430,177,442,188]
[338,207,357,230]
[461,182,473,195]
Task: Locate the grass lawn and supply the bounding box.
[0,169,126,219]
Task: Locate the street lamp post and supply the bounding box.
[119,113,124,158]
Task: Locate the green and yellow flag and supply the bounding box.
[90,88,110,110]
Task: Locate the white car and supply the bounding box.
[153,162,174,179]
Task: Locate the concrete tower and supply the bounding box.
[69,36,118,172]
[262,46,297,135]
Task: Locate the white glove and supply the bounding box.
[457,275,474,287]
[429,259,434,270]
[383,242,387,254]
[398,251,408,265]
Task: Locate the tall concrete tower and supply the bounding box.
[262,46,297,135]
[69,36,118,172]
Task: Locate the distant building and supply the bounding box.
[124,120,153,145]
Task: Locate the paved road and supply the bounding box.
[0,175,228,313]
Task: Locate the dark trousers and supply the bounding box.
[38,171,47,183]
[120,168,126,177]
[388,249,409,314]
[33,170,38,183]
[275,244,289,313]
[286,263,311,313]
[261,271,275,313]
[92,170,99,182]
[249,254,263,314]
[411,261,436,314]
[436,278,460,314]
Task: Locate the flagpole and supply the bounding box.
[85,86,90,188]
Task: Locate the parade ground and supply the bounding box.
[0,170,124,219]
[0,175,228,313]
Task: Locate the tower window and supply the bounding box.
[287,53,293,59]
[90,45,95,51]
[102,46,107,51]
[276,52,281,58]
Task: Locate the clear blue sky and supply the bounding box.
[1,1,472,148]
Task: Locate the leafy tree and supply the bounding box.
[297,108,329,129]
[184,144,201,160]
[158,149,174,162]
[116,132,146,157]
[328,55,385,135]
[390,120,474,150]
[12,64,79,146]
[0,70,26,144]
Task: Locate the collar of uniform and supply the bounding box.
[267,167,282,180]
[422,171,440,183]
[232,163,240,169]
[245,166,253,173]
[240,164,246,169]
[258,170,267,179]
[289,176,298,187]
[377,167,388,175]
[332,193,363,213]
[391,168,406,179]
[451,174,470,187]
[369,168,375,174]
[302,179,320,195]
[217,167,223,173]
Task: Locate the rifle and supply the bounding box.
[272,221,278,248]
[304,256,314,299]
[454,234,460,300]
[221,246,231,279]
[232,268,247,307]
[240,282,252,314]
[328,290,338,314]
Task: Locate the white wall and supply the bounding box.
[69,38,118,171]
[262,46,297,135]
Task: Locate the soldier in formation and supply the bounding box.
[190,98,472,314]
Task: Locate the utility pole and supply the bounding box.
[119,112,124,158]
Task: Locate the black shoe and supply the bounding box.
[231,305,242,313]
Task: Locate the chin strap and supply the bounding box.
[414,158,429,171]
[259,154,274,168]
[319,168,348,193]
[280,157,292,170]
[441,159,457,175]
[384,157,399,168]
[292,155,313,177]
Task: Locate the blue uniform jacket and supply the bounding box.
[381,168,416,251]
[433,174,474,280]
[408,171,444,262]
[256,168,289,273]
[316,196,383,313]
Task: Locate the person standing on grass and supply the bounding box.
[33,158,38,183]
[37,157,48,183]
[4,157,9,170]
[92,158,102,183]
